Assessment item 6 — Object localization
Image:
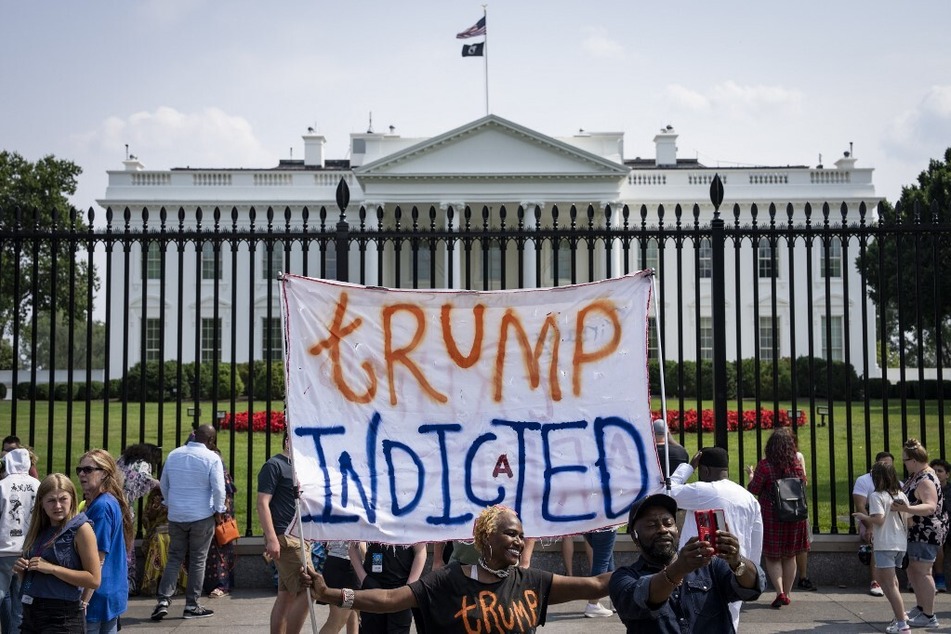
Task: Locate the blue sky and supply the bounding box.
[3,1,950,211]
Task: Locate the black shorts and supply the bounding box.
[322,555,359,590]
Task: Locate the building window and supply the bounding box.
[553,240,572,285]
[820,237,843,278]
[647,316,658,360]
[822,315,844,361]
[144,243,162,280]
[758,238,777,279]
[699,317,713,361]
[200,318,221,363]
[642,241,660,272]
[201,243,221,281]
[698,239,712,279]
[262,317,282,360]
[413,248,433,288]
[487,248,503,288]
[262,242,284,279]
[759,316,777,361]
[323,246,338,280]
[144,318,161,362]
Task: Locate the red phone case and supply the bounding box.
[694,509,726,551]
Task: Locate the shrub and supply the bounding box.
[0,383,6,399]
[33,383,50,400]
[221,409,285,433]
[123,361,185,401]
[74,381,105,401]
[656,407,806,433]
[188,362,245,400]
[251,360,285,400]
[14,382,32,400]
[53,383,74,401]
[795,356,861,400]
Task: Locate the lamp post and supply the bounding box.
[187,407,201,430]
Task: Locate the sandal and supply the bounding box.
[209,588,229,598]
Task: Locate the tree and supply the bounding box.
[0,151,98,342]
[19,313,106,370]
[856,147,951,367]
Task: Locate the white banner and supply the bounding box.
[282,271,660,544]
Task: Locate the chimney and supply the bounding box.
[834,150,857,171]
[303,129,326,168]
[123,156,144,171]
[654,125,678,167]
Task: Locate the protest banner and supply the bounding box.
[282,270,661,543]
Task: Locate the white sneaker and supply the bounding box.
[870,581,885,597]
[885,620,911,633]
[907,612,939,628]
[584,602,614,618]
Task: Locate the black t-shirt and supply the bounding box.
[409,562,553,633]
[658,441,690,478]
[362,544,418,589]
[256,453,297,534]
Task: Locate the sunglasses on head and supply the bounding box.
[75,466,104,475]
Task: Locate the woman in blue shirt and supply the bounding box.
[14,473,101,633]
[77,449,134,634]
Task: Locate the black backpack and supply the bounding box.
[773,476,808,522]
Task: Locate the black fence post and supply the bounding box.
[710,174,729,449]
[335,178,351,283]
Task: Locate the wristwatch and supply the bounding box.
[731,559,747,577]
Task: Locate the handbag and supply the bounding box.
[773,476,808,522]
[214,517,240,546]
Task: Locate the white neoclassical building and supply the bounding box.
[98,115,881,377]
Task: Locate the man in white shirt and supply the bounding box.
[853,450,896,597]
[668,446,763,631]
[151,425,226,621]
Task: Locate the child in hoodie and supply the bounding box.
[0,448,41,633]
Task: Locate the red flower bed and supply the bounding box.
[653,408,805,433]
[221,410,286,433]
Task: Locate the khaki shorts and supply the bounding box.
[276,534,306,594]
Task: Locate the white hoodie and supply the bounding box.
[0,448,41,555]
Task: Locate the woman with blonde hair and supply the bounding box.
[302,505,612,633]
[899,438,947,629]
[13,473,101,632]
[76,449,134,633]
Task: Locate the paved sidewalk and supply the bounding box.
[125,587,951,633]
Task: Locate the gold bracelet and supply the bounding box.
[661,566,682,587]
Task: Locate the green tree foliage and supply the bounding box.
[856,147,951,366]
[19,313,106,370]
[0,151,98,340]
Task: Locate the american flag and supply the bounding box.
[456,16,486,39]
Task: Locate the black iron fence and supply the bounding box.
[2,178,949,537]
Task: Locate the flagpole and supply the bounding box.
[482,4,489,115]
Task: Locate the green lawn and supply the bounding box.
[3,398,946,536]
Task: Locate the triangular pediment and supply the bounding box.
[354,115,629,182]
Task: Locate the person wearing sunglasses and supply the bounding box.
[76,450,134,634]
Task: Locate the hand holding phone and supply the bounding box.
[695,509,726,552]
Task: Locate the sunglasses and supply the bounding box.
[75,466,105,476]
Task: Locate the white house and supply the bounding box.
[98,115,881,377]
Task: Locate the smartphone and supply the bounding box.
[694,509,726,551]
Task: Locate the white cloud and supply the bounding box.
[72,106,273,171]
[581,27,625,59]
[883,85,951,162]
[665,84,710,111]
[664,80,802,118]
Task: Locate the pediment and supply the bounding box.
[354,115,629,182]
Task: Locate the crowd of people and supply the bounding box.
[0,425,947,633]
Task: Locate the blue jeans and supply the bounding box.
[584,529,617,575]
[86,616,119,634]
[0,556,22,634]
